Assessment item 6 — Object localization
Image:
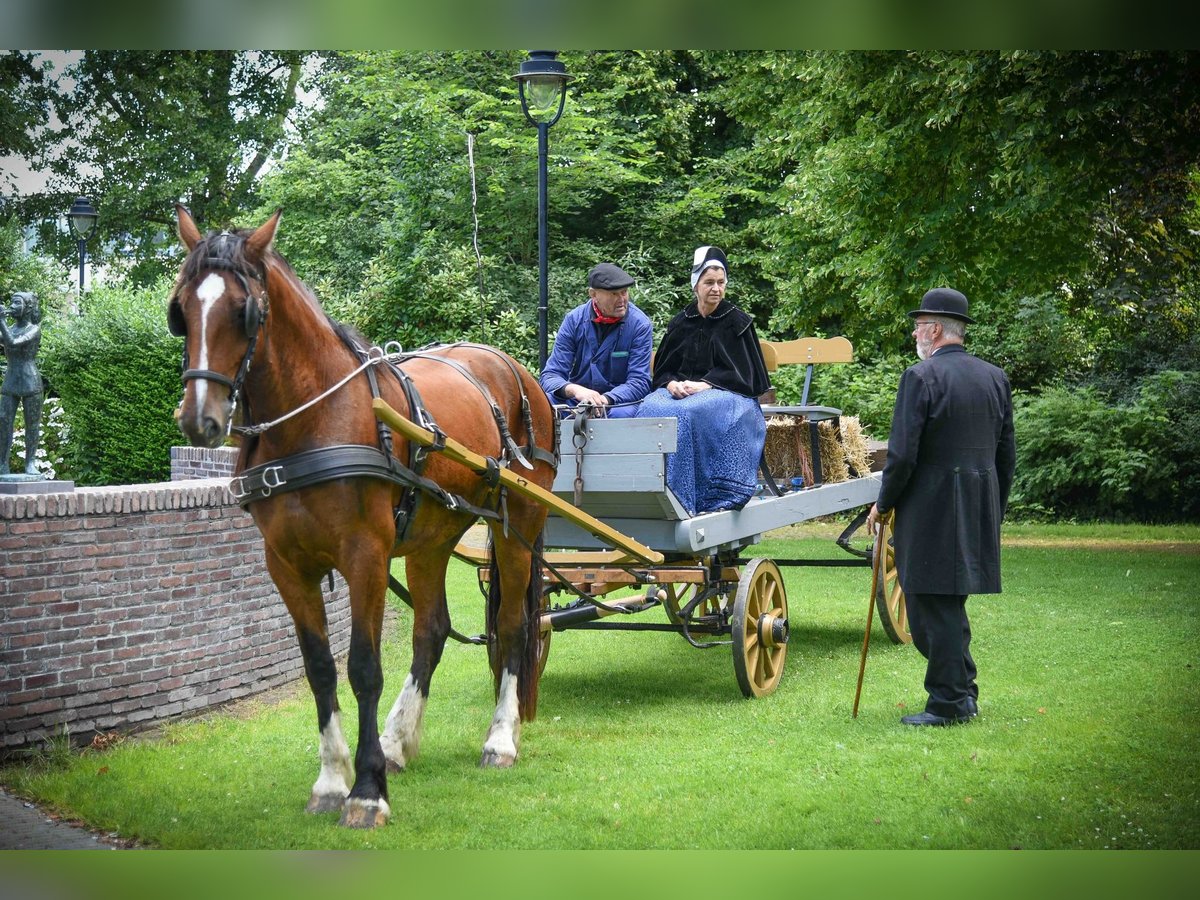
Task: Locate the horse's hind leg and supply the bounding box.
[266,551,353,814]
[481,519,543,769]
[379,549,453,772]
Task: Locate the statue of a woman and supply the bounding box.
[1,292,45,477]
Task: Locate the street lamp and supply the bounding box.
[68,196,98,295]
[513,50,572,369]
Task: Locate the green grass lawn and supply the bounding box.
[3,523,1198,849]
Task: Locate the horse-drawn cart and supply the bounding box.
[375,337,911,701]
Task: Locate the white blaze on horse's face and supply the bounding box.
[191,272,227,409]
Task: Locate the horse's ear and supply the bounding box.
[244,208,282,264]
[176,204,202,251]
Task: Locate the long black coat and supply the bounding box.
[876,344,1016,595]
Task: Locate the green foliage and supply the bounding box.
[0,217,69,311]
[709,51,1200,363]
[18,51,310,285]
[0,51,53,171]
[1011,372,1200,521]
[38,279,181,485]
[256,51,763,358]
[968,293,1093,393]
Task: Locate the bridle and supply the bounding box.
[170,236,269,432]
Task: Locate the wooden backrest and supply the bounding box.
[759,336,853,373]
[759,336,854,407]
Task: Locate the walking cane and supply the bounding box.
[853,511,889,718]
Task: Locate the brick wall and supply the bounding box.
[170,445,239,480]
[0,479,352,753]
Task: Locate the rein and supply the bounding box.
[233,344,394,437]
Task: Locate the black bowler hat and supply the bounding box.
[588,262,635,291]
[908,287,975,324]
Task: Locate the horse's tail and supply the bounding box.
[485,530,544,721]
[518,531,544,721]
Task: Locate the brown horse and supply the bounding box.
[168,206,557,828]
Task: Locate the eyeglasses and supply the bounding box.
[913,321,939,331]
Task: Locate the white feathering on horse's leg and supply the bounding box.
[306,711,354,813]
[480,669,521,768]
[379,673,426,771]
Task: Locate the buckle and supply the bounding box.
[260,465,286,496]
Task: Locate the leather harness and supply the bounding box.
[230,341,559,540]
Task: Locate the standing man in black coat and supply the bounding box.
[867,288,1016,726]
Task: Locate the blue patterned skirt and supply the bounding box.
[636,387,766,515]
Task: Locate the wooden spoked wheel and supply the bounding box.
[731,558,789,698]
[873,514,911,644]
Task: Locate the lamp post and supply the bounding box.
[513,51,572,369]
[68,196,99,296]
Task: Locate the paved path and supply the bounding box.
[0,787,133,849]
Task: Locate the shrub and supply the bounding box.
[1010,372,1199,522]
[770,353,907,440]
[39,279,181,485]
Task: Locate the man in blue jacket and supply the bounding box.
[539,263,653,418]
[867,287,1016,727]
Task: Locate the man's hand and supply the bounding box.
[866,503,883,536]
[567,384,609,408]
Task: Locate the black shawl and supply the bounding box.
[650,300,771,398]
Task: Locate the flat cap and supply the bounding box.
[588,262,635,291]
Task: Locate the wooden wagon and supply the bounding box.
[375,336,909,699]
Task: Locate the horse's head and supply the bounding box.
[169,205,279,447]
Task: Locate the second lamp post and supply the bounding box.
[68,196,99,296]
[514,51,572,369]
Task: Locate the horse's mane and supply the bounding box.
[177,227,371,362]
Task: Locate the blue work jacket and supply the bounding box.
[539,301,653,416]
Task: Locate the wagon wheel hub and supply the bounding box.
[757,612,789,648]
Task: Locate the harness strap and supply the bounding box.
[230,443,501,521]
[387,573,485,646]
[405,342,558,470]
[400,350,533,470]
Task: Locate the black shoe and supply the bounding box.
[966,697,978,718]
[901,710,971,727]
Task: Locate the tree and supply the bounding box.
[22,51,309,284]
[0,51,55,199]
[256,51,728,365]
[705,51,1200,381]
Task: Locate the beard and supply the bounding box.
[916,340,931,361]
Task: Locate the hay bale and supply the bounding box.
[817,420,851,483]
[839,416,873,477]
[764,415,814,486]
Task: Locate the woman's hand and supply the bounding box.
[666,380,711,399]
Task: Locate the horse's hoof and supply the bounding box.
[306,792,347,814]
[339,797,390,829]
[480,749,516,769]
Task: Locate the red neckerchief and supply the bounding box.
[592,301,622,326]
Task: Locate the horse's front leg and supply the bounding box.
[265,550,353,814]
[380,549,452,772]
[337,544,393,829]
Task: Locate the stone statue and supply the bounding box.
[1,292,45,478]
